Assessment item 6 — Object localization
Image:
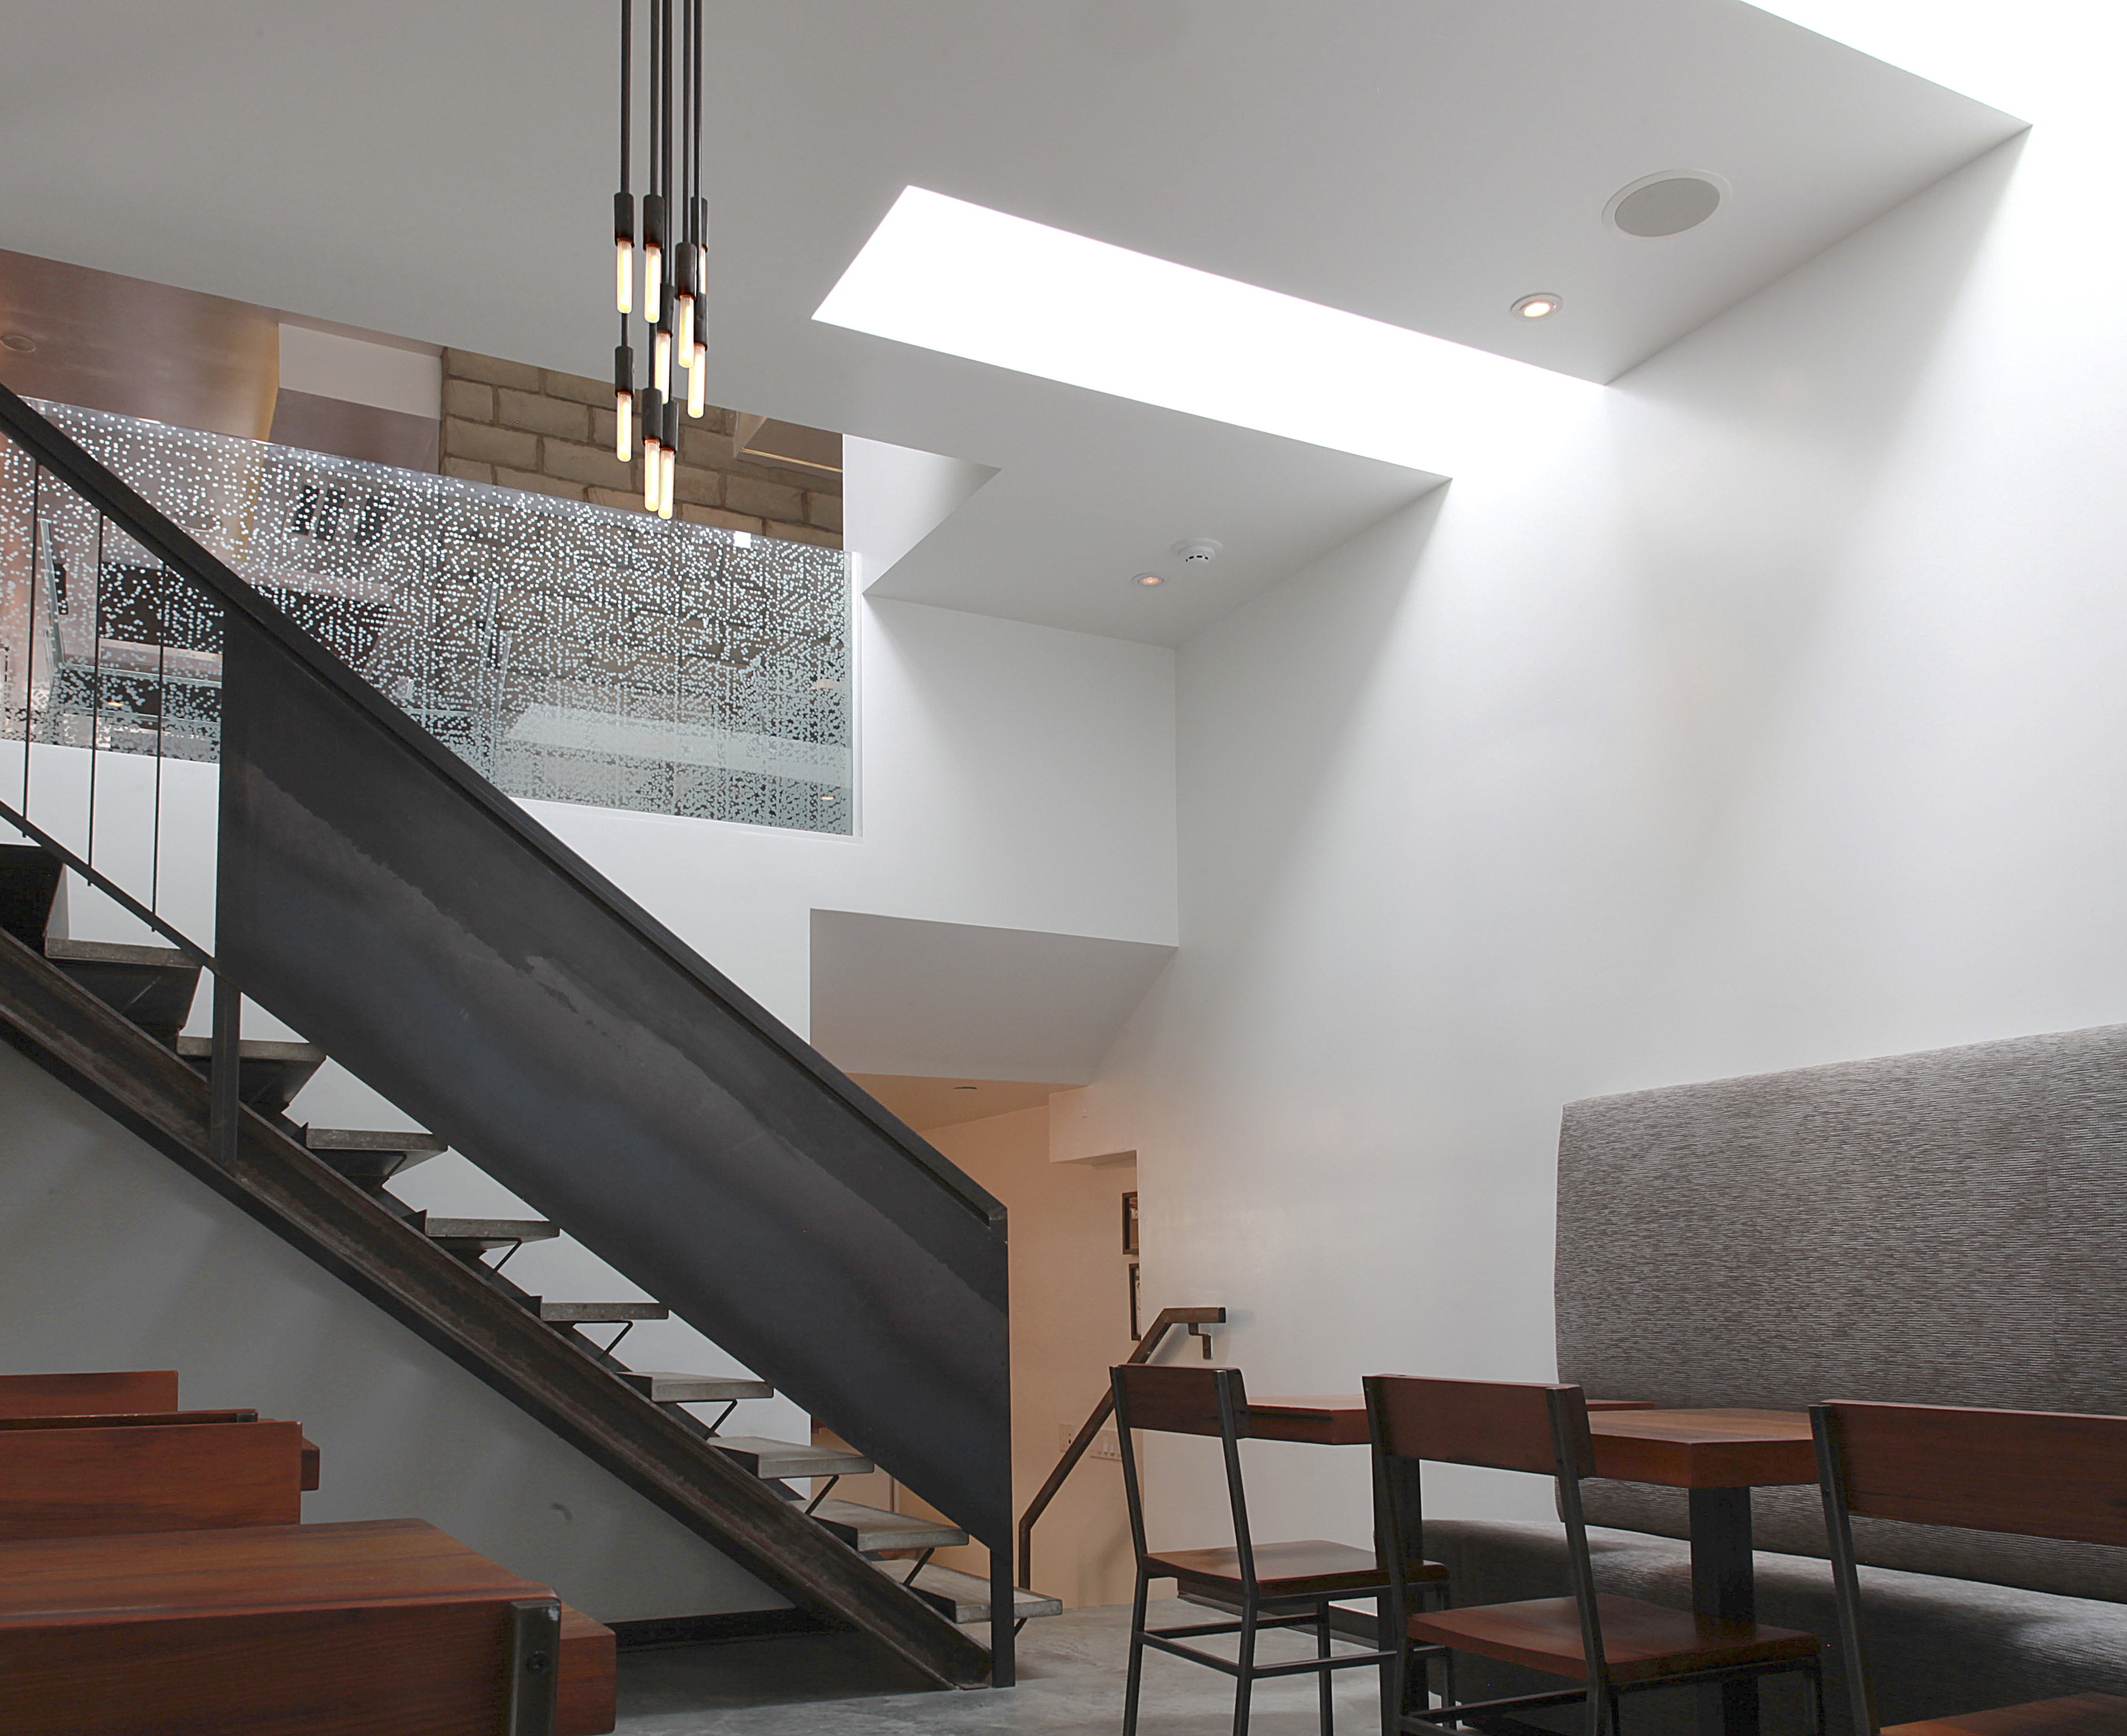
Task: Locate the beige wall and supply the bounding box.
[438,348,841,546]
[897,1104,1140,1609]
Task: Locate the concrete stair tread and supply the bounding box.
[43,939,202,1043]
[174,1035,328,1063]
[172,1034,328,1114]
[537,1301,670,1323]
[620,1372,773,1403]
[809,1500,967,1553]
[45,937,195,969]
[420,1216,558,1242]
[306,1127,448,1155]
[707,1435,873,1479]
[305,1127,447,1187]
[875,1560,1064,1625]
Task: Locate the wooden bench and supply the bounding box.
[0,1412,312,1540]
[0,1516,617,1734]
[0,1369,180,1418]
[0,1370,322,1492]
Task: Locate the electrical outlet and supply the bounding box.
[1060,1421,1125,1461]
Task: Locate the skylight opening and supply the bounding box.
[814,187,1600,481]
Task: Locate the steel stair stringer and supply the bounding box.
[0,919,992,1689]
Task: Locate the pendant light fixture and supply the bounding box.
[612,0,707,488]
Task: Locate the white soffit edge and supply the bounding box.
[809,910,1174,1084]
[277,324,441,418]
[842,435,1001,587]
[816,187,1605,481]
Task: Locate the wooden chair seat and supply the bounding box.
[1154,1538,1439,1598]
[1885,1696,2127,1736]
[1409,1593,1821,1684]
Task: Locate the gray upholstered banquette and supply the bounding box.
[1424,1024,2127,1734]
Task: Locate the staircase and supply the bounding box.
[0,384,1052,1688]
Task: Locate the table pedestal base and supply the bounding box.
[1690,1488,1758,1736]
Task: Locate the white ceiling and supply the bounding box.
[0,3,2015,644]
[810,911,1174,1084]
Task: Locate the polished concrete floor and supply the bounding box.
[615,1599,1388,1734]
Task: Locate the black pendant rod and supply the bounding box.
[618,0,631,348]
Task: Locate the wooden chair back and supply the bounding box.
[1815,1400,2127,1547]
[1112,1363,1252,1440]
[1366,1375,1594,1477]
[1110,1363,1257,1585]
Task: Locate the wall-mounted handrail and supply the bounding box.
[1017,1306,1224,1591]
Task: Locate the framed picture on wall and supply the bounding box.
[1122,1191,1139,1256]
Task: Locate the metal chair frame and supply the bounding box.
[1114,1363,1442,1736]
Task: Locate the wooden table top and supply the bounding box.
[1246,1398,1816,1488]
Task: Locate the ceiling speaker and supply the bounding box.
[1605,172,1729,238]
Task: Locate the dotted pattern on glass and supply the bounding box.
[2,403,852,834]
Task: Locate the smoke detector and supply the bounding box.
[1172,538,1223,565]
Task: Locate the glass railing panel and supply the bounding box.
[3,402,852,834]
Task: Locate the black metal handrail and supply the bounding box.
[0,382,1002,1229]
[1017,1306,1224,1591]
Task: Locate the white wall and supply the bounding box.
[0,1039,778,1622]
[1,590,1174,1613]
[1103,43,2127,1552]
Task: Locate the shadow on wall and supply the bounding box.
[1177,480,1451,948]
[1605,131,2028,852]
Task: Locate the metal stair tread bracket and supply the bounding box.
[876,1560,1064,1625]
[536,1301,670,1323]
[810,1500,968,1553]
[708,1436,873,1480]
[621,1372,773,1404]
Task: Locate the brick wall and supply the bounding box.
[439,350,841,548]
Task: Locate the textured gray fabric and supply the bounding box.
[1425,1519,2127,1736]
[1554,1022,2127,1600]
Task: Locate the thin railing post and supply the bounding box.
[990,1546,1015,1688]
[208,970,241,1170]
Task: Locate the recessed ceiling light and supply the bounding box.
[1511,293,1561,321]
[0,333,35,354]
[1133,572,1164,588]
[819,793,839,803]
[1605,172,1729,239]
[953,1084,978,1092]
